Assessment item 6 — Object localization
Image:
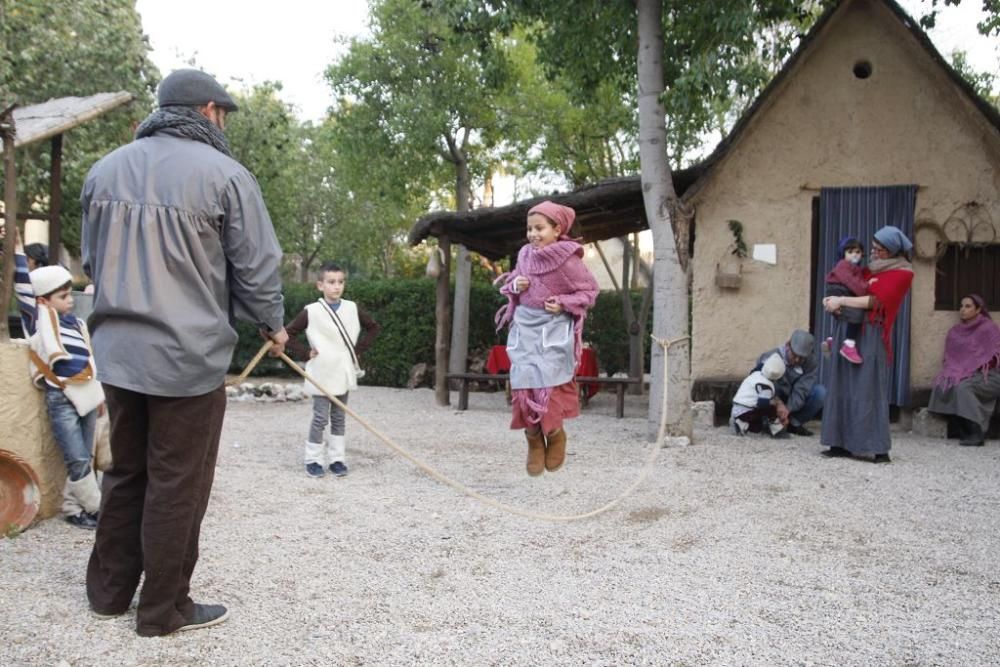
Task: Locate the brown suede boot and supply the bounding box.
[525,430,546,477]
[545,428,567,472]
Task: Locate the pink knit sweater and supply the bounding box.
[495,240,599,336]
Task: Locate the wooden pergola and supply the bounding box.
[408,165,704,404]
[1,91,134,340]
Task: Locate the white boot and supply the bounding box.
[62,469,101,515]
[304,439,324,466]
[325,434,347,476]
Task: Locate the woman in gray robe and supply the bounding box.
[820,226,914,463]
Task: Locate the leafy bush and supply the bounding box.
[584,290,651,376]
[229,278,645,386]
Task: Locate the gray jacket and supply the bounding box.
[82,135,284,397]
[755,346,818,414]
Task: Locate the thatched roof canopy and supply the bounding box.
[408,165,704,260]
[11,91,133,148]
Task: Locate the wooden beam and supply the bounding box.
[48,134,63,263]
[434,236,452,406]
[1,115,19,342]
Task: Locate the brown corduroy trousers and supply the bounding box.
[86,383,227,637]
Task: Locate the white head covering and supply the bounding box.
[29,265,73,297]
[762,353,786,381]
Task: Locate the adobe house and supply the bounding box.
[685,0,1000,414]
[410,0,999,421]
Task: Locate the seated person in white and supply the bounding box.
[730,353,790,439]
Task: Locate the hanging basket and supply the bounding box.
[715,261,742,289]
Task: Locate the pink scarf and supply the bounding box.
[933,310,1000,389]
[528,200,577,240]
[493,239,584,331]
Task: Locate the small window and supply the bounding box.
[934,243,1000,311]
[853,60,873,79]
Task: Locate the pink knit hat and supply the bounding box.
[528,201,576,239]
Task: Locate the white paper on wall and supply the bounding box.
[752,244,777,265]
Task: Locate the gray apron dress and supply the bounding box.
[820,307,892,455]
[507,306,576,390]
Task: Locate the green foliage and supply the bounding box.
[326,0,511,202]
[919,0,1000,37]
[230,278,506,386]
[0,0,158,254]
[949,49,999,105]
[585,291,652,376]
[229,279,640,386]
[227,84,339,280]
[501,26,639,187]
[727,220,749,258]
[491,0,823,163]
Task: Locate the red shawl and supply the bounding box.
[933,313,1000,389]
[866,268,913,361]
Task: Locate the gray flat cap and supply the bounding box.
[157,69,238,111]
[789,329,815,357]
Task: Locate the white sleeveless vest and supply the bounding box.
[303,299,361,397]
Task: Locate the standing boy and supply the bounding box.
[286,262,380,477]
[15,237,104,529]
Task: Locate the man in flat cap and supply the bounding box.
[81,69,288,637]
[753,329,826,436]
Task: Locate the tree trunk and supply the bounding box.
[447,145,472,381]
[637,0,691,439]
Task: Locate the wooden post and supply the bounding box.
[448,244,471,385]
[48,134,63,265]
[1,108,19,342]
[434,235,452,406]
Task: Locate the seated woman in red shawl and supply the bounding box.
[820,225,914,463]
[928,294,1000,447]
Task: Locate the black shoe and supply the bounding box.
[873,454,892,463]
[959,421,985,447]
[821,446,851,458]
[305,462,325,478]
[178,604,229,632]
[65,512,98,530]
[771,429,791,439]
[90,606,125,620]
[787,423,813,436]
[330,461,348,477]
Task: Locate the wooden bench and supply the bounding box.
[446,372,641,418]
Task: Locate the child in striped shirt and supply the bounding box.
[15,238,105,530]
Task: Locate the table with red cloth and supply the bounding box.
[485,345,600,398]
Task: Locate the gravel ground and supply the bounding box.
[2,384,999,667]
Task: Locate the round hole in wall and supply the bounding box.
[853,60,873,79]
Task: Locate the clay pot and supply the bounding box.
[0,449,42,535]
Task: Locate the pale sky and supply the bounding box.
[136,0,998,125]
[135,0,372,122]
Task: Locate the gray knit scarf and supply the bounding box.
[134,105,232,156]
